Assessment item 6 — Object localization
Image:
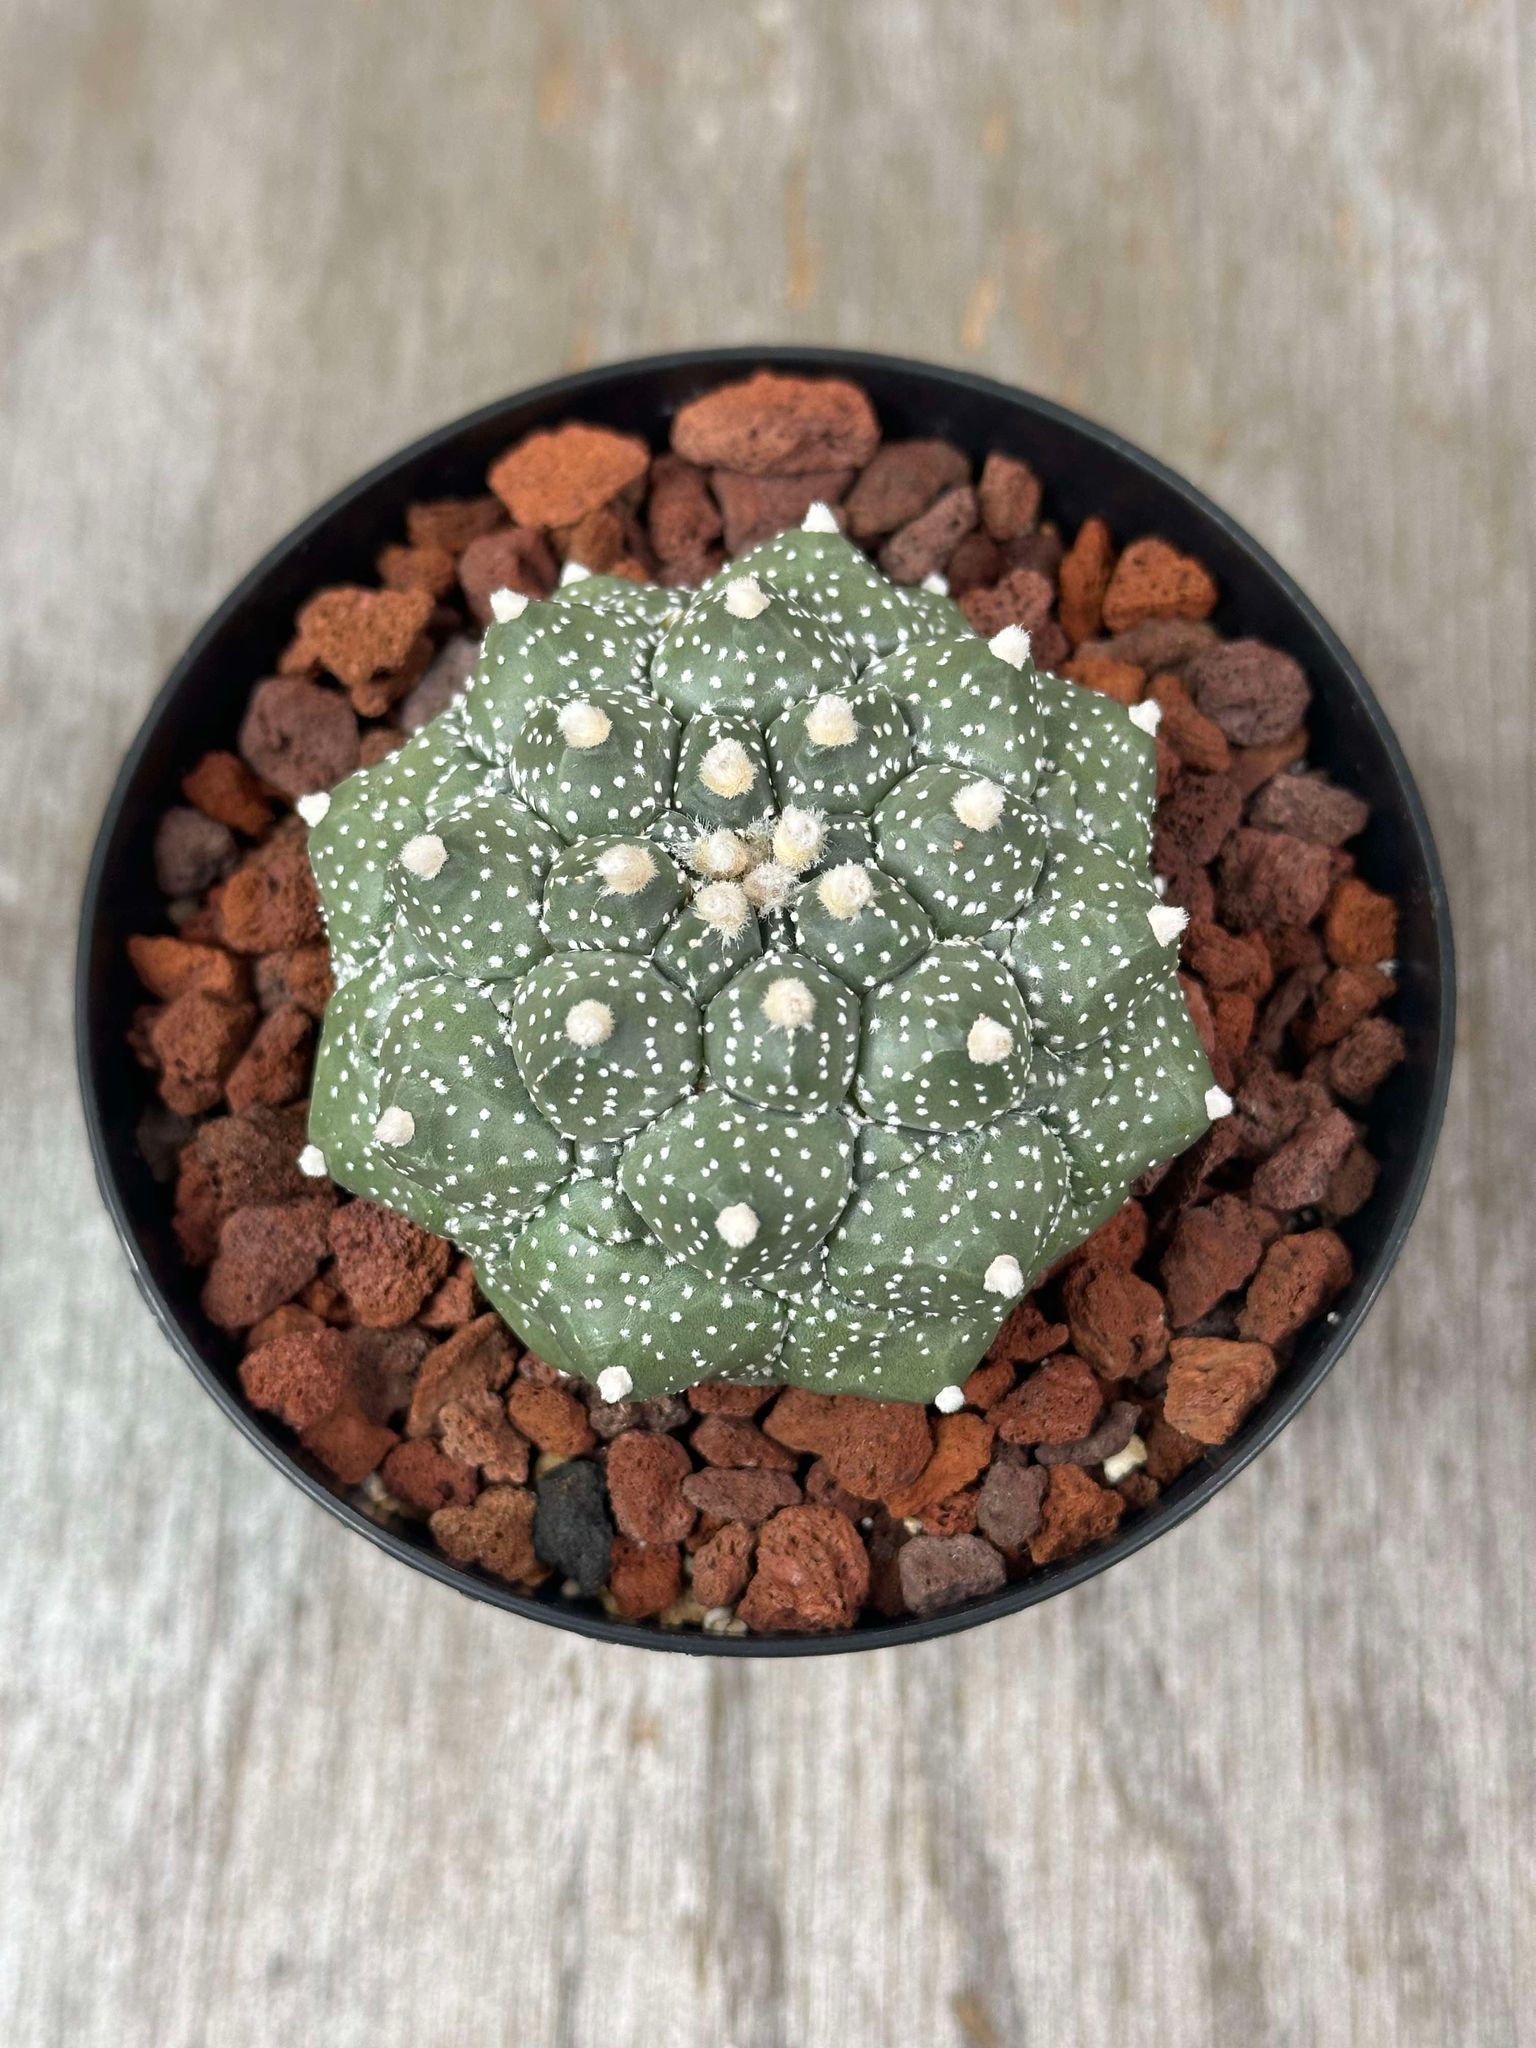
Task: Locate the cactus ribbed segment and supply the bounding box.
[306,505,1217,1403]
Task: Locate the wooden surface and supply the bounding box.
[2,3,1531,2042]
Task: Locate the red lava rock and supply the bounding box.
[299,1390,398,1484]
[975,1447,1048,1557]
[680,1467,802,1526]
[673,371,879,477]
[326,1199,452,1328]
[957,566,1055,640]
[1063,654,1146,706]
[1230,733,1311,804]
[1161,1196,1266,1327]
[154,808,237,897]
[822,1397,933,1501]
[945,531,1003,595]
[1238,1230,1353,1345]
[690,1381,775,1417]
[609,1537,683,1620]
[1324,876,1398,966]
[1062,1263,1169,1377]
[1327,1015,1406,1101]
[1185,640,1310,747]
[994,1356,1103,1445]
[1212,988,1256,1068]
[1001,528,1063,580]
[691,1415,796,1471]
[202,1198,332,1330]
[977,451,1042,540]
[1218,827,1333,932]
[287,586,434,699]
[245,1303,324,1349]
[918,1491,978,1537]
[1029,1464,1125,1564]
[1182,919,1273,999]
[457,526,558,624]
[400,635,477,732]
[1073,1201,1151,1271]
[1248,770,1369,846]
[802,1458,873,1520]
[430,1485,542,1584]
[558,501,651,576]
[1295,964,1394,1053]
[883,1413,996,1517]
[690,1522,756,1608]
[990,1297,1070,1365]
[1101,538,1217,633]
[961,1353,1016,1410]
[1158,853,1218,925]
[711,467,853,553]
[761,1385,840,1451]
[344,1324,428,1424]
[181,751,274,837]
[172,1105,312,1261]
[129,935,249,1005]
[224,1002,312,1111]
[879,483,978,584]
[380,1438,479,1512]
[238,676,360,799]
[1143,1413,1205,1484]
[736,1504,871,1633]
[239,1327,351,1430]
[1164,1337,1278,1444]
[489,421,650,528]
[436,1390,530,1484]
[1058,516,1115,644]
[844,439,969,540]
[1323,1144,1380,1220]
[1149,673,1231,772]
[406,495,505,553]
[1231,1061,1330,1160]
[148,990,257,1115]
[1156,771,1244,867]
[605,1428,696,1542]
[1250,1106,1357,1210]
[897,1532,1006,1617]
[645,452,723,561]
[376,540,457,600]
[417,1257,478,1331]
[256,945,334,1020]
[505,1378,597,1458]
[218,839,323,953]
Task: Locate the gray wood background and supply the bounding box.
[2,2,1531,2042]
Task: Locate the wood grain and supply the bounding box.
[1,2,1531,2042]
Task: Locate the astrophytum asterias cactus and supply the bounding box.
[302,506,1225,1406]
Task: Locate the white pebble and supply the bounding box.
[1102,1435,1148,1484]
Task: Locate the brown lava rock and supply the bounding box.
[1062,1262,1168,1377]
[1029,1465,1125,1564]
[845,439,970,539]
[202,1198,333,1331]
[823,1396,932,1500]
[431,1485,541,1584]
[976,451,1042,540]
[736,1504,871,1633]
[326,1200,452,1328]
[1186,640,1310,746]
[1164,1338,1278,1444]
[505,1378,597,1458]
[489,422,649,529]
[672,370,880,476]
[975,1448,1048,1557]
[1160,1196,1266,1327]
[1238,1230,1353,1345]
[239,1327,351,1430]
[380,1438,479,1512]
[1101,538,1218,632]
[680,1467,802,1526]
[994,1356,1102,1446]
[691,1415,796,1471]
[608,1537,683,1620]
[712,468,853,553]
[897,1533,1006,1617]
[605,1428,695,1542]
[690,1522,756,1609]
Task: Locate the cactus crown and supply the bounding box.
[305,509,1217,1402]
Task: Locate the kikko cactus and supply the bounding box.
[300,506,1226,1407]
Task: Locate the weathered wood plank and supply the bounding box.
[1,1,1530,2043]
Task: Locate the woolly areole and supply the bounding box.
[306,518,1216,1403]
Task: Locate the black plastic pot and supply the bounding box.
[76,348,1455,1655]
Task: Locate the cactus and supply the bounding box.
[303,517,1225,1405]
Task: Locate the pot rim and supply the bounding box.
[75,346,1457,1655]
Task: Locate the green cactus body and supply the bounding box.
[304,507,1222,1404]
